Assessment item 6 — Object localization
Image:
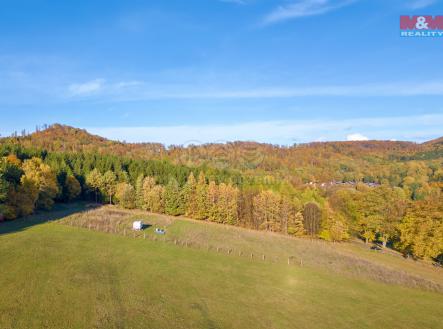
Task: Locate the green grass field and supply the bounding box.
[0,204,442,329]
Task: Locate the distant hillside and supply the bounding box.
[424,136,443,146]
[3,124,166,159]
[1,124,442,184]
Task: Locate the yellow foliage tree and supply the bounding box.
[22,157,59,210]
[320,203,349,242]
[115,182,136,209]
[398,195,443,260]
[65,175,81,201]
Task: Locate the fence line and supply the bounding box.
[59,218,304,267]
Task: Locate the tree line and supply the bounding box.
[0,144,442,264]
[5,124,442,194]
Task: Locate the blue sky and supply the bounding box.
[0,0,442,145]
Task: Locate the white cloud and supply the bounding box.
[263,0,356,25]
[82,80,443,101]
[407,0,438,9]
[63,79,443,101]
[86,113,443,145]
[68,79,105,96]
[113,81,142,89]
[67,79,142,98]
[346,133,369,141]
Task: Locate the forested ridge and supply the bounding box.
[1,124,442,263]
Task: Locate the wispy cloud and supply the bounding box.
[86,113,443,145]
[68,79,105,96]
[65,80,443,101]
[406,0,439,9]
[67,79,142,98]
[263,0,356,25]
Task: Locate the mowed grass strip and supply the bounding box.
[0,219,442,329]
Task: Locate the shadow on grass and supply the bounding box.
[0,202,101,236]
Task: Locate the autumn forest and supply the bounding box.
[1,124,442,263]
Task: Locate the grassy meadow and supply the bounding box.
[0,203,442,329]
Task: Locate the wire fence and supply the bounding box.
[54,210,443,294]
[59,217,305,267]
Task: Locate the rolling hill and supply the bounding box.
[2,124,442,184]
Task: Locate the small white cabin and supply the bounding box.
[132,221,143,231]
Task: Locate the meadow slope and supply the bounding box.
[0,205,442,329]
